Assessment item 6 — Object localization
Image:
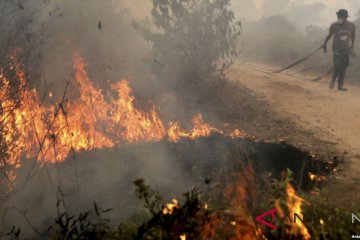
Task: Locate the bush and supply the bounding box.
[133,0,241,105]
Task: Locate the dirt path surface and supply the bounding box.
[228,60,360,204]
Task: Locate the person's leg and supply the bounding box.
[330,54,340,89]
[338,68,347,90]
[330,69,339,89]
[338,53,350,90]
[330,70,339,89]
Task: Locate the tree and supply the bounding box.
[133,0,241,103]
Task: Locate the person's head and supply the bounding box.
[337,9,349,24]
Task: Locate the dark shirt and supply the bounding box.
[329,21,356,53]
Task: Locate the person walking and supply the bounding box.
[322,9,356,91]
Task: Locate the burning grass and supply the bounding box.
[1,133,337,239]
[0,51,247,186]
[0,51,356,240]
[5,168,356,240]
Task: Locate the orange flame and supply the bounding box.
[0,51,249,184]
[283,183,311,240]
[167,114,222,142]
[109,79,166,143]
[162,198,179,215]
[308,172,326,182]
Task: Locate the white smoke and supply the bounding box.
[230,0,360,29]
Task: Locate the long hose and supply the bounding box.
[272,45,323,73]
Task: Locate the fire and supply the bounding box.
[229,128,246,138]
[222,166,262,240]
[109,79,165,143]
[308,172,326,182]
[167,114,222,142]
[284,183,311,240]
[162,198,179,215]
[0,51,251,184]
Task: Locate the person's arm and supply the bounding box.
[350,24,356,57]
[322,24,334,52]
[351,24,356,49]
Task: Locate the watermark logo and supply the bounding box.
[350,214,360,239]
[255,208,304,229]
[353,213,360,224]
[255,208,279,229]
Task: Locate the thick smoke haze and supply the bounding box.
[1,0,359,239]
[233,0,359,28]
[123,0,360,29]
[0,0,235,238]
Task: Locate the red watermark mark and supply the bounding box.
[255,208,304,229]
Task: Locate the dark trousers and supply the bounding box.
[332,52,350,88]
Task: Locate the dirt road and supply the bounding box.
[228,60,360,203]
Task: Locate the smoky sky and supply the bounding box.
[232,0,360,29]
[122,0,360,30]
